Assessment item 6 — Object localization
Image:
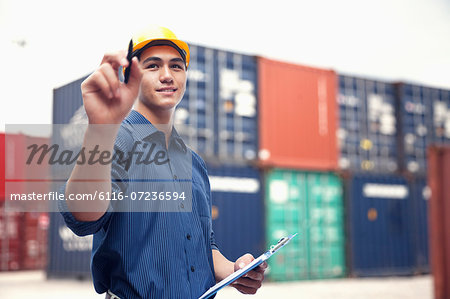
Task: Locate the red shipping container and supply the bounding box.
[0,133,4,201]
[21,212,48,270]
[428,146,450,299]
[4,133,27,199]
[258,58,338,170]
[24,136,51,213]
[0,202,22,271]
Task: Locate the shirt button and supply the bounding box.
[180,203,184,209]
[191,266,195,272]
[186,234,191,240]
[173,175,178,180]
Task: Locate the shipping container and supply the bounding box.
[1,133,50,271]
[50,76,94,278]
[207,163,264,262]
[0,133,5,200]
[258,58,338,170]
[427,146,450,299]
[265,169,345,281]
[175,45,258,163]
[0,202,21,271]
[4,133,26,198]
[396,83,450,175]
[21,212,49,270]
[53,76,88,125]
[215,49,258,162]
[409,177,430,273]
[46,212,92,279]
[337,75,398,173]
[346,175,414,276]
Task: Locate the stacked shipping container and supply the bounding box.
[265,169,345,280]
[337,75,398,173]
[396,83,450,174]
[43,41,449,282]
[257,58,347,281]
[258,57,338,170]
[1,133,49,271]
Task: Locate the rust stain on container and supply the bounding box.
[258,57,338,170]
[427,146,450,299]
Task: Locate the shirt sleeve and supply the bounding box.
[58,128,131,237]
[58,183,113,237]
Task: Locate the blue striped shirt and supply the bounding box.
[60,110,218,298]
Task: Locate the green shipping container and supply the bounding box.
[265,169,346,281]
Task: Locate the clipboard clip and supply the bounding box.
[269,233,297,254]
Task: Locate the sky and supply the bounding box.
[1,0,449,132]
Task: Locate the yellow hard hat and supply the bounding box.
[131,25,190,68]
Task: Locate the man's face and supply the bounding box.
[138,45,187,111]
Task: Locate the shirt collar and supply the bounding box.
[124,110,187,153]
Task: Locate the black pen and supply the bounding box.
[124,39,133,84]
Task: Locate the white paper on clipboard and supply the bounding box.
[198,233,298,299]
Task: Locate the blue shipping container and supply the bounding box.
[410,177,430,273]
[49,76,92,278]
[53,76,88,124]
[207,163,265,262]
[396,83,450,174]
[347,175,414,276]
[46,212,92,278]
[337,75,398,173]
[174,44,258,163]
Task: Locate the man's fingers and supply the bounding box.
[101,50,128,69]
[243,269,264,281]
[83,71,114,99]
[98,64,121,98]
[255,261,268,273]
[233,284,257,294]
[235,277,262,289]
[234,253,255,271]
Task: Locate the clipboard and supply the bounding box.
[198,233,297,299]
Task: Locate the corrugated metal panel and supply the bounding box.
[258,58,338,170]
[396,84,450,174]
[46,212,92,278]
[410,177,430,273]
[53,76,88,124]
[427,146,450,299]
[0,202,21,271]
[49,77,91,278]
[207,163,264,262]
[4,134,26,198]
[337,75,398,173]
[176,45,216,158]
[21,212,49,270]
[0,133,5,200]
[265,169,345,281]
[347,175,414,276]
[216,50,258,162]
[396,83,433,175]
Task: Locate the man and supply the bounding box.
[60,26,266,298]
